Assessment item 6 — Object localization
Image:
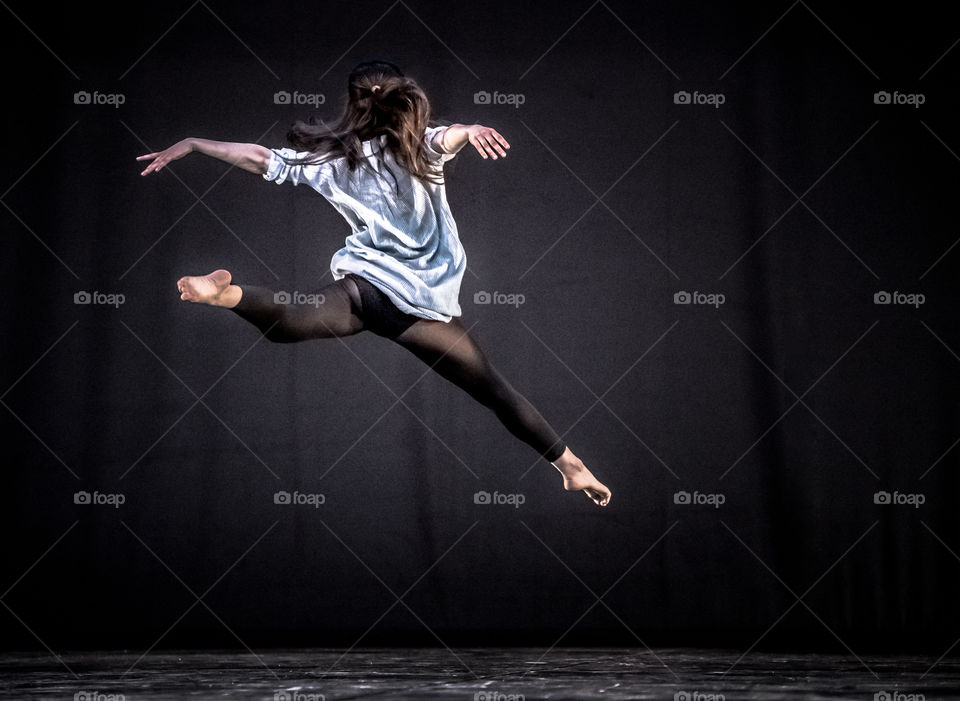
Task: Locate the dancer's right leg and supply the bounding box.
[177,269,364,341]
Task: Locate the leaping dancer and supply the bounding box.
[136,60,611,507]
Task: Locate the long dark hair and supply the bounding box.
[279,60,445,189]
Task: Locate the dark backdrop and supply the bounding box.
[2,0,958,655]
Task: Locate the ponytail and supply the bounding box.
[281,65,445,189]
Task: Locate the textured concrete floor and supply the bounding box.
[2,647,958,699]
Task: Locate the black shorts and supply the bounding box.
[340,272,423,340]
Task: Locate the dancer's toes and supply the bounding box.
[581,483,612,507]
[554,451,612,507]
[176,269,234,306]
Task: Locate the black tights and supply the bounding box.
[230,273,567,463]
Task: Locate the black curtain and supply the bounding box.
[3,0,958,650]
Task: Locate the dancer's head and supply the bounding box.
[346,59,406,112]
[284,59,443,186]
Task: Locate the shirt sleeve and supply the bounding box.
[262,147,326,187]
[424,126,457,164]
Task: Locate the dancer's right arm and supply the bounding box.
[136,138,272,176]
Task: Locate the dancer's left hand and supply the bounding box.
[465,125,510,160]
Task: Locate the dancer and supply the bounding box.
[136,60,610,507]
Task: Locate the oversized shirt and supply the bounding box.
[262,125,465,321]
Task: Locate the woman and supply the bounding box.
[136,60,611,507]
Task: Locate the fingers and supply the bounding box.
[472,128,510,160]
[472,137,503,159]
[139,158,165,176]
[473,139,492,159]
[490,129,510,153]
[137,152,162,176]
[481,137,507,159]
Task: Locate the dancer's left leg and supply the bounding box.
[390,316,611,506]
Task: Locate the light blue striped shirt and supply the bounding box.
[262,125,465,322]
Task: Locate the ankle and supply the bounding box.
[552,449,582,474]
[216,284,242,308]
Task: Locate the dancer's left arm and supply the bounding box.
[136,138,272,176]
[436,124,510,160]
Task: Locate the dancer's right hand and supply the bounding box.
[136,139,194,176]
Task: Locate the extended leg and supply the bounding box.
[392,317,611,506]
[177,269,364,342]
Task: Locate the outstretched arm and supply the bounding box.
[437,124,510,160]
[136,138,272,176]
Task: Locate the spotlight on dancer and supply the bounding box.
[136,60,611,507]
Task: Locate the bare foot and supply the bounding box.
[551,447,611,507]
[176,269,241,308]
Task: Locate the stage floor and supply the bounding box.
[2,647,958,699]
